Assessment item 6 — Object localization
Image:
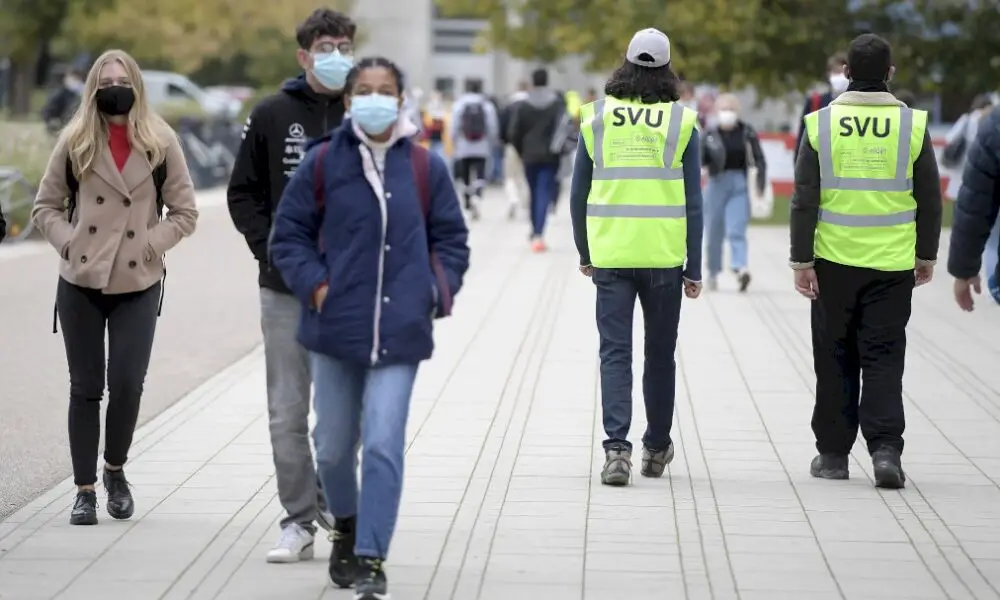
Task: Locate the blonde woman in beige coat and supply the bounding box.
[31,49,198,527]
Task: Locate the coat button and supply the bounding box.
[80,255,88,263]
[383,296,390,304]
[386,192,392,199]
[96,196,104,204]
[88,225,97,234]
[385,244,391,251]
[126,230,135,239]
[380,349,388,355]
[128,260,137,268]
[123,199,132,207]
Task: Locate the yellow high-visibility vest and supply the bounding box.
[804,103,927,271]
[579,97,698,268]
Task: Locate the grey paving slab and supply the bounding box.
[3,193,1000,600]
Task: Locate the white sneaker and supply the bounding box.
[266,523,315,563]
[707,276,719,292]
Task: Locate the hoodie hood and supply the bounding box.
[525,88,560,108]
[281,74,344,104]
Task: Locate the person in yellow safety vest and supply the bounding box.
[570,28,704,487]
[789,33,942,489]
[565,90,582,123]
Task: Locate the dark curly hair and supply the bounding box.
[344,57,406,96]
[604,59,681,104]
[295,8,357,49]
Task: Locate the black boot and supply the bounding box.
[872,447,906,489]
[70,490,98,526]
[103,467,134,520]
[328,516,358,588]
[354,556,389,600]
[810,453,849,480]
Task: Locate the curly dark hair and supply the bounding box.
[604,59,681,104]
[344,57,406,96]
[295,8,357,49]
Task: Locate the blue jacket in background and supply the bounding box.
[948,108,1000,280]
[269,120,470,365]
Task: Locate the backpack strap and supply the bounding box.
[410,143,452,317]
[810,92,822,113]
[313,141,332,251]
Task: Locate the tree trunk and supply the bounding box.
[8,54,38,118]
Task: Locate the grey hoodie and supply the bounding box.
[507,88,565,166]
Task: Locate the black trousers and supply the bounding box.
[454,157,487,209]
[56,278,160,486]
[811,259,913,456]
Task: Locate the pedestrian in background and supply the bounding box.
[227,7,355,563]
[571,28,703,487]
[451,79,499,221]
[500,81,530,219]
[31,48,199,525]
[790,34,941,489]
[949,104,1000,311]
[944,95,998,280]
[269,56,470,600]
[700,93,767,292]
[795,52,849,160]
[508,68,564,251]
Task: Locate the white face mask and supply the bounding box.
[829,73,849,94]
[717,109,738,129]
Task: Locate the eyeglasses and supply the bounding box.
[314,41,353,56]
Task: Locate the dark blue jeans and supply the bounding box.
[593,267,683,452]
[523,163,558,237]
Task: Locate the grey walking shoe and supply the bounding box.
[601,444,632,486]
[640,443,675,478]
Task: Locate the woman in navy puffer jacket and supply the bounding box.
[269,57,469,600]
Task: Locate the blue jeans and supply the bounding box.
[593,268,683,452]
[489,145,504,182]
[984,219,1000,280]
[705,169,750,276]
[523,163,558,237]
[310,353,418,559]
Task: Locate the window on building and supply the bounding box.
[435,78,454,95]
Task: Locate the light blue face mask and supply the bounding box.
[350,93,400,135]
[312,51,353,90]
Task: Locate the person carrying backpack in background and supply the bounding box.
[794,52,849,161]
[451,79,499,221]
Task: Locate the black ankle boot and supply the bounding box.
[872,447,905,489]
[810,453,849,480]
[103,467,134,520]
[70,490,98,526]
[328,516,358,588]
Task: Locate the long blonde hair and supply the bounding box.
[61,49,170,178]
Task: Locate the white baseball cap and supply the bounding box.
[626,28,671,68]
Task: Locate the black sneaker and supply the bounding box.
[70,490,98,526]
[329,516,359,589]
[102,468,134,520]
[600,443,632,486]
[737,269,752,293]
[872,447,906,489]
[641,443,674,478]
[354,556,388,600]
[809,453,849,480]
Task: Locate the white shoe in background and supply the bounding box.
[266,522,315,563]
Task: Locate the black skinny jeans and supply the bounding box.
[56,278,160,486]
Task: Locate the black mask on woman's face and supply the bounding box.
[95,86,135,116]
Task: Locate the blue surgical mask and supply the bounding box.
[350,94,400,135]
[312,51,353,90]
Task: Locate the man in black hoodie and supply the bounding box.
[508,68,565,251]
[226,8,354,565]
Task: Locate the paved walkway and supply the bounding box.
[3,197,1000,600]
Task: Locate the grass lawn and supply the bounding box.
[753,195,955,228]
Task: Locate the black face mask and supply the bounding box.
[95,86,135,116]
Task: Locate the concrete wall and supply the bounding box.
[352,0,434,92]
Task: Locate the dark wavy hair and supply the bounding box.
[604,59,681,104]
[344,56,406,96]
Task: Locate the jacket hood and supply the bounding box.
[525,88,560,108]
[281,74,344,104]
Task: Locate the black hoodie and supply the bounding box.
[227,75,347,293]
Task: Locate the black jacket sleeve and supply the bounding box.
[789,135,821,264]
[793,97,812,163]
[227,104,272,263]
[0,202,6,244]
[747,126,767,193]
[948,110,1000,279]
[912,129,943,263]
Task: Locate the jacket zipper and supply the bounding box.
[369,149,388,365]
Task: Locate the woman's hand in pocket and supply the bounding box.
[313,283,329,313]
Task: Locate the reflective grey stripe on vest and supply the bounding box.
[587,204,686,218]
[819,208,915,227]
[591,99,684,181]
[817,106,914,192]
